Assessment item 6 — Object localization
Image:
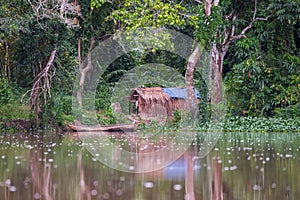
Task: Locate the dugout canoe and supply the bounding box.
[68,124,136,132]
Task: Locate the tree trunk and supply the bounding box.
[4,41,10,80]
[211,43,227,104]
[77,37,95,107]
[185,44,200,116]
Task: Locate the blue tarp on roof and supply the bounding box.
[163,88,201,99]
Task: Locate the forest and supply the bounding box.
[0,0,299,132]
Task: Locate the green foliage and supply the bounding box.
[171,109,182,129]
[191,5,223,44]
[0,103,32,121]
[223,116,300,132]
[226,53,300,116]
[110,0,186,29]
[95,79,113,110]
[0,78,14,105]
[97,106,116,125]
[49,94,73,125]
[225,13,300,117]
[268,0,300,24]
[198,116,300,132]
[90,0,107,10]
[274,103,300,118]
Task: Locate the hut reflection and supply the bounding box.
[69,131,232,200]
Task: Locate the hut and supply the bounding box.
[129,87,200,120]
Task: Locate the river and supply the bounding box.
[0,131,299,200]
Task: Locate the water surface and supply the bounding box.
[0,131,299,200]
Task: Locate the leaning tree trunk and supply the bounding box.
[77,37,95,107]
[29,48,57,123]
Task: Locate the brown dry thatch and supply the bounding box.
[129,87,189,120]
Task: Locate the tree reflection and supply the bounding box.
[30,147,55,200]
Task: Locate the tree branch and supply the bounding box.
[227,0,272,43]
[27,0,81,27]
[29,48,57,112]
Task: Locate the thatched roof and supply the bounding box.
[130,87,170,103]
[130,87,199,119]
[130,87,200,101]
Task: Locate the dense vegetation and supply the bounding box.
[0,0,299,132]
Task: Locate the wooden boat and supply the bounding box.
[68,124,136,132]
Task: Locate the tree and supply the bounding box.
[75,0,114,107]
[225,0,300,115]
[0,0,32,81]
[106,0,276,104]
[1,0,81,124]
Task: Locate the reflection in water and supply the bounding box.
[0,132,300,199]
[30,147,55,200]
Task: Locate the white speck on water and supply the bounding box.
[9,186,16,192]
[271,183,276,188]
[144,182,154,188]
[103,192,110,199]
[173,184,182,191]
[129,166,135,171]
[253,185,262,191]
[120,176,125,181]
[5,179,11,186]
[34,193,41,199]
[16,161,21,165]
[224,167,229,171]
[91,189,97,196]
[48,158,54,162]
[266,157,270,161]
[116,189,123,196]
[230,165,237,171]
[1,155,5,159]
[93,181,99,186]
[228,160,232,163]
[0,182,4,187]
